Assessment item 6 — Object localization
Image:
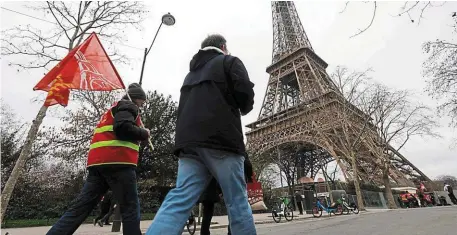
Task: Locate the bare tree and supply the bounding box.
[276,147,300,196]
[45,91,121,167]
[1,1,146,70]
[248,150,275,182]
[321,162,340,188]
[325,66,439,209]
[315,66,381,211]
[436,175,457,186]
[340,1,448,38]
[0,1,147,222]
[363,84,439,209]
[423,16,457,129]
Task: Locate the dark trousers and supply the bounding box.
[46,166,141,235]
[96,203,115,224]
[201,201,231,235]
[449,193,457,205]
[101,204,115,224]
[95,205,110,224]
[296,201,303,214]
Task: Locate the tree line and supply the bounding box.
[1,90,178,221]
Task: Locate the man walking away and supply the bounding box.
[444,183,457,205]
[47,83,150,235]
[146,34,256,235]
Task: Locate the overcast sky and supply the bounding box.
[1,1,456,180]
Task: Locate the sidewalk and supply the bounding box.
[1,213,311,235]
[1,209,390,235]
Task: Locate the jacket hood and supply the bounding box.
[189,47,225,71]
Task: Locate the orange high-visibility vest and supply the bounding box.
[87,102,142,167]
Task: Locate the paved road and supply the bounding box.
[208,206,457,235]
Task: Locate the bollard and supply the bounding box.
[111,206,122,232]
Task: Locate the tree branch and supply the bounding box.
[349,2,377,38]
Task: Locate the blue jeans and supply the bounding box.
[146,147,256,235]
[46,166,141,235]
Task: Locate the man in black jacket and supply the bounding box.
[146,35,256,235]
[47,83,150,235]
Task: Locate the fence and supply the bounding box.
[346,190,388,209]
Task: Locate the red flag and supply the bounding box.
[34,32,125,107]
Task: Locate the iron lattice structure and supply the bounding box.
[246,1,430,186]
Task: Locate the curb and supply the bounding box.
[140,210,392,234]
[141,215,313,234]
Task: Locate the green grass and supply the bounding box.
[1,213,156,229]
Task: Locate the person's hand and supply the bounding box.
[143,128,150,138]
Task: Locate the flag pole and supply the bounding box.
[91,33,154,151]
[124,90,155,151]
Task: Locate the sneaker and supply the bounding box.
[98,220,104,227]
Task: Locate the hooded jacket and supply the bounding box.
[174,47,255,155]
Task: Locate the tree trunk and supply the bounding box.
[1,105,48,222]
[383,167,397,209]
[321,167,334,203]
[351,152,365,211]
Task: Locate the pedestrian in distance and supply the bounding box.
[199,157,253,235]
[94,191,117,227]
[444,183,457,205]
[146,34,256,235]
[294,191,304,215]
[46,83,150,235]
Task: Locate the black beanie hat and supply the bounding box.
[128,83,146,100]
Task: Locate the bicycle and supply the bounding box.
[312,196,343,218]
[338,195,359,215]
[186,210,196,235]
[271,196,294,223]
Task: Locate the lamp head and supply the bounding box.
[162,13,175,26]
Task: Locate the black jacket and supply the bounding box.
[174,49,255,156]
[112,99,149,142]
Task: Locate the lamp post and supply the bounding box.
[139,12,176,86]
[111,13,175,233]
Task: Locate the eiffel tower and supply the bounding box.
[245,1,430,186]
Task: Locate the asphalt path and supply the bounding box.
[208,206,457,235]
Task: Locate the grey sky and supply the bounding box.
[1,1,456,180]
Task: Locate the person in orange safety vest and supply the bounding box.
[47,83,150,235]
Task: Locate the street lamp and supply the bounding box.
[111,16,176,233]
[139,12,176,86]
